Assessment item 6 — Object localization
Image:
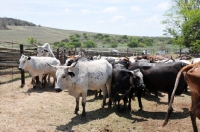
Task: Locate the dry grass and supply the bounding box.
[0,76,199,132]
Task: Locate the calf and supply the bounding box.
[35,43,55,58]
[111,63,145,111]
[35,43,56,85]
[163,62,200,132]
[18,54,60,89]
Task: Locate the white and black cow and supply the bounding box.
[18,54,60,89]
[111,63,145,111]
[48,58,112,119]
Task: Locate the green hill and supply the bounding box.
[0,17,173,51]
[0,25,99,44]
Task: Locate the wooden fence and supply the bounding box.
[0,40,184,86]
[0,41,135,86]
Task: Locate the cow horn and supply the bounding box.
[34,44,38,47]
[67,61,78,69]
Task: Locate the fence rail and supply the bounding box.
[0,40,186,86]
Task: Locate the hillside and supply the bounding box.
[0,17,173,50]
[0,17,36,30]
[0,26,99,44]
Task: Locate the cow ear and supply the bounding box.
[128,71,137,78]
[133,69,140,74]
[68,71,75,78]
[28,56,31,60]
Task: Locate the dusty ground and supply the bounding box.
[0,76,199,132]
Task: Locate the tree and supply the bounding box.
[182,9,200,52]
[69,35,79,42]
[110,43,118,48]
[83,40,97,48]
[162,0,200,50]
[26,37,37,44]
[127,37,138,48]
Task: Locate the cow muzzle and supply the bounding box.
[18,68,23,71]
[55,88,62,92]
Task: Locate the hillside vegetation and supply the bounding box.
[0,17,175,51]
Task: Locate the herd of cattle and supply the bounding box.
[18,43,200,132]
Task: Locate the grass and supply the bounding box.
[0,26,98,44]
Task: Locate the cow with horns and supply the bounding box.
[47,57,112,119]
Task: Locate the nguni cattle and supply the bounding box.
[18,54,61,89]
[163,62,200,132]
[111,63,145,111]
[48,58,112,119]
[35,43,55,58]
[35,43,56,85]
[128,62,188,104]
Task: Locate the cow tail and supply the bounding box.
[163,64,195,127]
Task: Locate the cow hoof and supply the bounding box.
[74,111,79,115]
[138,108,143,111]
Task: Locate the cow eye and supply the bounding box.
[23,61,25,63]
[62,75,66,78]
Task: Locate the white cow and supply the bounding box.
[18,54,60,89]
[35,43,56,84]
[48,58,112,119]
[36,43,55,58]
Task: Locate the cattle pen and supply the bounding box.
[0,40,136,86]
[0,40,190,86]
[1,40,200,132]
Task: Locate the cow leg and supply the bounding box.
[42,75,47,88]
[38,74,43,89]
[51,74,56,88]
[32,77,37,89]
[81,100,86,119]
[189,111,198,132]
[115,94,120,110]
[137,89,143,110]
[122,96,128,112]
[74,97,79,114]
[48,75,51,84]
[101,85,107,108]
[106,81,112,108]
[81,92,87,119]
[128,89,134,111]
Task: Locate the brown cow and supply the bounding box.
[163,62,200,132]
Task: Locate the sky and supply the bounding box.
[0,0,171,37]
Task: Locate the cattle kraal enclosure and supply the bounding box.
[0,41,200,132]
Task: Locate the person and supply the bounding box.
[78,48,85,57]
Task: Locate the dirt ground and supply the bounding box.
[0,76,199,132]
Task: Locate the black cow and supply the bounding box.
[128,62,188,104]
[111,63,145,111]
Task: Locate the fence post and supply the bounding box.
[20,44,25,88]
[64,49,66,63]
[56,48,59,59]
